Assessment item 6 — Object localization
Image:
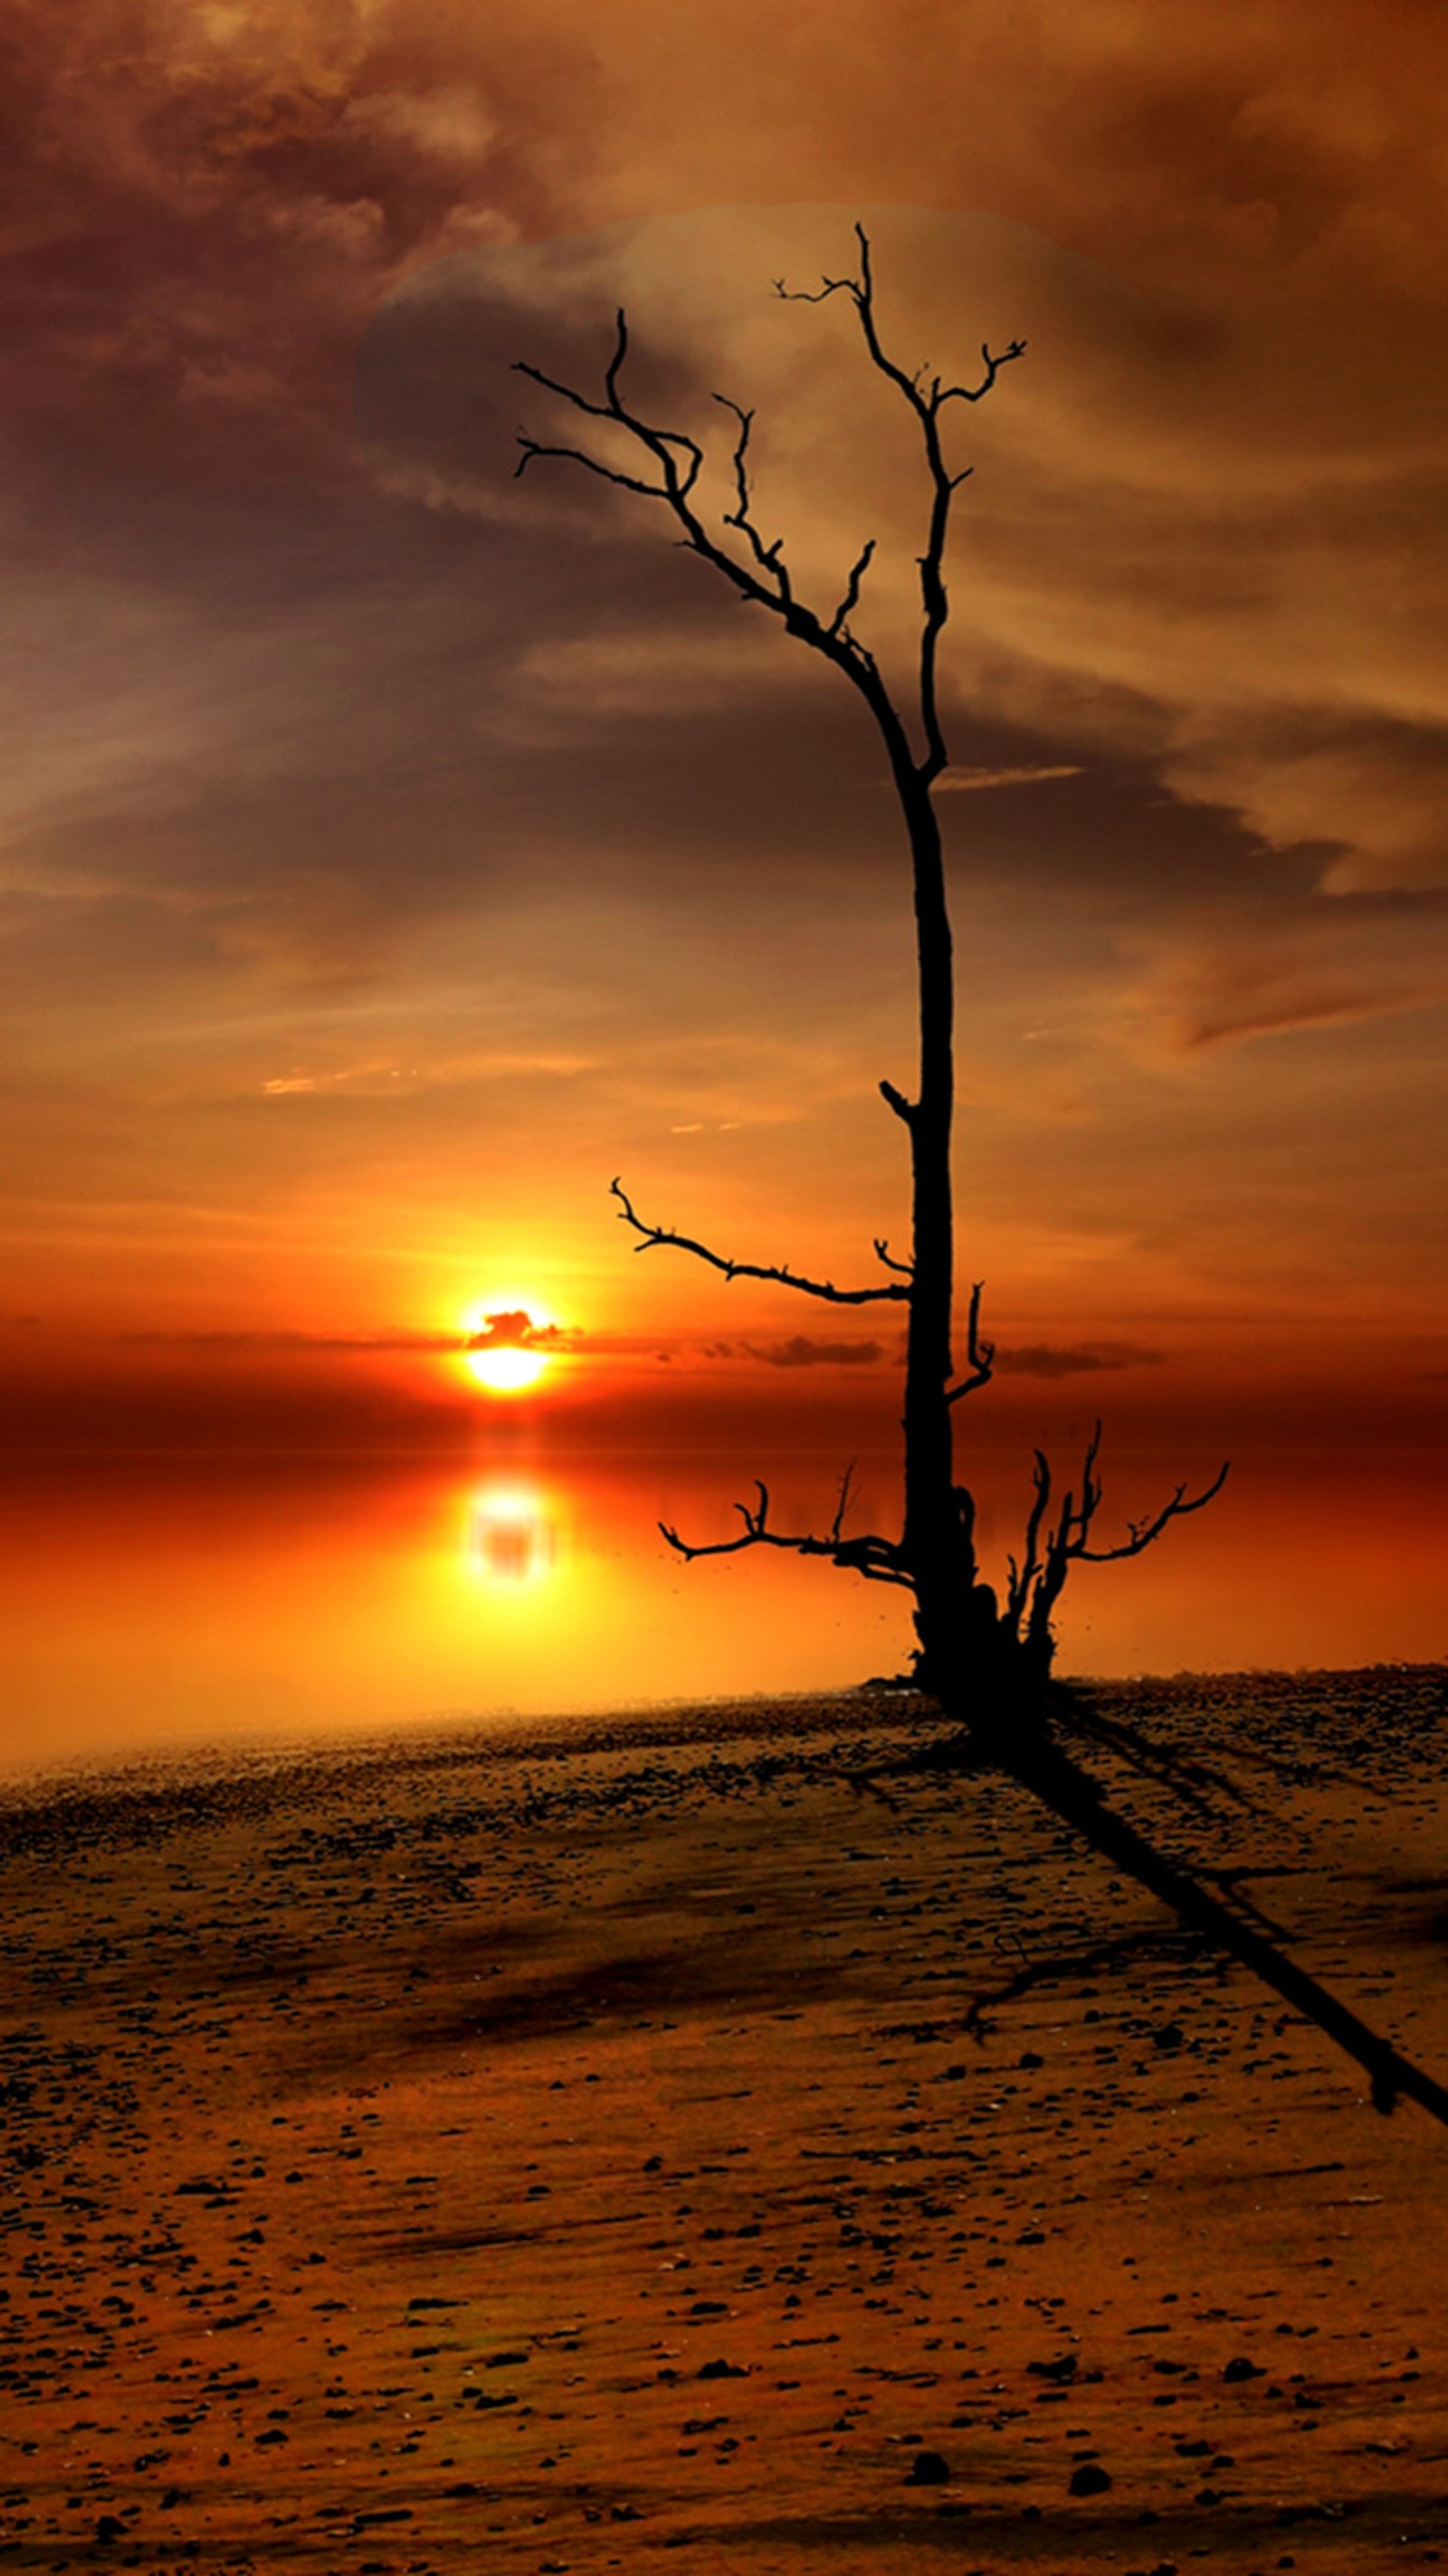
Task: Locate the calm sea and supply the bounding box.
[1,1444,1441,1776]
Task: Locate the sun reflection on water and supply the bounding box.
[465,1481,558,1586]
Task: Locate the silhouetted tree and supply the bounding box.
[515,226,1448,2126]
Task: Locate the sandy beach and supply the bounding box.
[3,1666,1447,2572]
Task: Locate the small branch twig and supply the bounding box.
[828,536,877,640]
[712,393,793,599]
[776,224,1024,778]
[946,1279,995,1401]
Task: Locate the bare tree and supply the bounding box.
[515,226,1448,2127]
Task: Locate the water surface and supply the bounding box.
[2,1444,1441,1776]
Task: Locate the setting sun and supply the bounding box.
[458,1302,562,1397]
[463,1344,550,1395]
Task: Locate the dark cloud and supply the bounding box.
[465,1310,565,1351]
[743,1335,886,1369]
[0,0,580,510]
[996,1342,1164,1379]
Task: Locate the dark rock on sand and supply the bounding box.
[905,2447,951,2484]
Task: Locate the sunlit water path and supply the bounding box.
[1,1445,1442,1776]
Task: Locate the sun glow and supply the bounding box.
[458,1298,561,1397]
[462,1344,550,1395]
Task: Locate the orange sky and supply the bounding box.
[1,0,1445,1464]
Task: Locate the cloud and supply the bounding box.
[938,765,1084,792]
[0,0,575,513]
[1175,977,1439,1053]
[1120,890,1448,1054]
[121,1314,563,1357]
[123,1313,612,1359]
[122,1326,459,1353]
[742,1335,885,1369]
[258,1046,595,1098]
[508,626,804,731]
[12,154,1448,998]
[996,1341,1164,1378]
[364,182,1448,911]
[1166,724,1448,898]
[5,3,1448,1400]
[464,1310,566,1351]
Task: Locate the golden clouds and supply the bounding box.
[2,0,1446,1437]
[369,189,1448,898]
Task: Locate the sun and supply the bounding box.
[458,1302,560,1397]
[463,1343,550,1395]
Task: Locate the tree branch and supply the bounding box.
[660,1476,911,1587]
[711,393,793,602]
[1005,1449,1052,1636]
[1074,1456,1231,1565]
[936,338,1030,410]
[514,436,669,501]
[872,1236,913,1278]
[513,236,1025,790]
[512,303,911,751]
[946,1279,995,1400]
[610,1177,910,1305]
[776,224,1024,781]
[517,315,706,494]
[1012,1431,1229,1658]
[828,536,876,640]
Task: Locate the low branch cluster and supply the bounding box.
[1003,1426,1229,1668]
[616,1173,1225,1639]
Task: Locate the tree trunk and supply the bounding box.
[900,778,998,1705]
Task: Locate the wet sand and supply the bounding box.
[3,1665,1447,2572]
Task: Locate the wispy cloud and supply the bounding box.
[1121,893,1448,1055]
[937,764,1084,792]
[996,1341,1163,1378]
[122,1328,459,1354]
[742,1335,886,1369]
